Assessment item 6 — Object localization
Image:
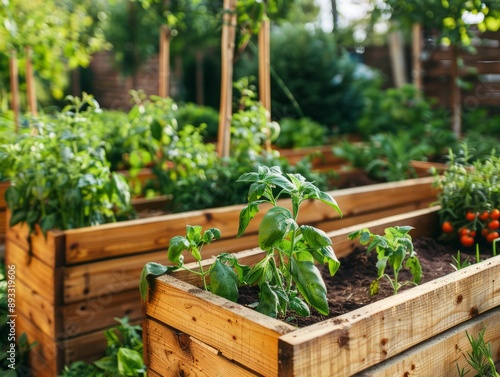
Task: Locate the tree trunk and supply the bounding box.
[388,28,406,88]
[330,0,338,33]
[217,0,237,158]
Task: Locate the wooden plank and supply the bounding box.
[355,308,500,376]
[146,274,296,377]
[61,288,143,338]
[63,250,167,304]
[145,318,261,376]
[59,176,436,265]
[278,255,500,377]
[0,181,9,208]
[63,318,142,367]
[5,240,62,305]
[16,312,62,377]
[16,277,143,340]
[6,219,66,268]
[146,369,163,377]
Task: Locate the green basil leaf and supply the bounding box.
[4,185,19,209]
[255,281,279,318]
[258,206,294,250]
[290,257,328,315]
[370,279,380,296]
[290,295,310,317]
[150,119,163,141]
[139,262,172,301]
[167,236,190,264]
[406,256,422,284]
[237,202,261,237]
[117,347,144,376]
[94,356,117,372]
[209,259,239,302]
[300,225,332,247]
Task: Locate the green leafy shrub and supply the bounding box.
[235,24,378,133]
[175,102,220,141]
[357,84,449,139]
[2,95,136,234]
[274,117,327,148]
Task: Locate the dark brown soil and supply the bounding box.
[238,236,497,328]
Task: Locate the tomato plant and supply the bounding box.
[433,146,500,245]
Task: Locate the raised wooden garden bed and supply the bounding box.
[143,207,500,376]
[6,176,439,376]
[0,181,9,246]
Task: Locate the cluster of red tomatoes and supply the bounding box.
[441,208,500,247]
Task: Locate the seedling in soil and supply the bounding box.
[348,225,422,295]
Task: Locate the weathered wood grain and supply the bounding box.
[145,318,261,376]
[278,255,500,376]
[355,308,500,377]
[146,274,295,377]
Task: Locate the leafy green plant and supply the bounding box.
[60,317,145,377]
[2,94,136,235]
[141,165,342,319]
[433,145,500,248]
[348,226,422,295]
[274,117,327,148]
[456,327,500,377]
[235,165,342,317]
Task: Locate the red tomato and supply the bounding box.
[465,211,476,221]
[459,227,470,236]
[486,231,500,243]
[481,228,490,237]
[460,236,475,248]
[490,209,500,220]
[488,220,500,230]
[469,230,477,238]
[441,221,454,233]
[479,211,490,221]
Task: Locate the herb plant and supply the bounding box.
[456,327,500,377]
[141,165,342,319]
[2,94,136,235]
[235,165,342,317]
[348,226,422,295]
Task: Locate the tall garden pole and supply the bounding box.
[9,50,20,131]
[25,46,38,116]
[258,15,271,151]
[388,26,406,88]
[217,0,237,158]
[412,23,423,91]
[450,45,461,137]
[159,24,170,97]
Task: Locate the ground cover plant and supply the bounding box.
[457,327,500,377]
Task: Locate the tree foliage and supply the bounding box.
[0,0,109,100]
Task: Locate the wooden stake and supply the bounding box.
[217,0,237,158]
[412,23,423,90]
[9,50,20,132]
[159,24,170,97]
[450,46,462,137]
[25,46,38,116]
[388,27,406,88]
[258,16,271,151]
